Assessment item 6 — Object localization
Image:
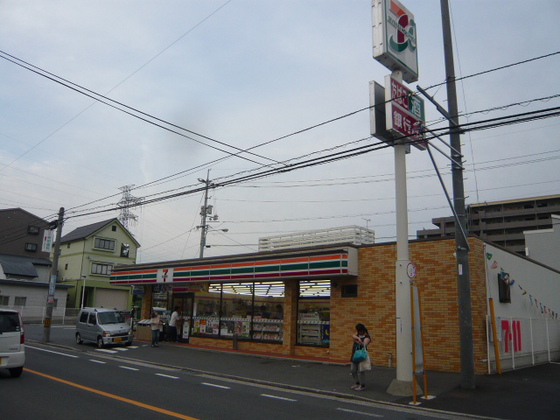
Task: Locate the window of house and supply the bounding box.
[14,297,27,307]
[0,295,9,305]
[91,262,113,276]
[25,243,38,252]
[27,225,40,235]
[112,225,117,232]
[94,237,116,251]
[65,263,69,270]
[121,243,130,257]
[297,280,330,347]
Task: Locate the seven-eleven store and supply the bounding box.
[111,246,359,362]
[110,237,560,373]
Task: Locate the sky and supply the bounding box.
[1,0,560,264]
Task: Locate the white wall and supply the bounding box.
[0,283,68,321]
[484,243,560,371]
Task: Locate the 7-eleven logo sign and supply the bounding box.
[388,0,417,54]
[157,268,173,283]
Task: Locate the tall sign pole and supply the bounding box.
[440,0,475,390]
[392,73,414,391]
[371,0,423,396]
[42,207,64,342]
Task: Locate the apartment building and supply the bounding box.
[416,194,560,255]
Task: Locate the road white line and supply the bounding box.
[202,382,231,389]
[89,359,106,364]
[261,394,297,402]
[114,347,129,351]
[119,365,139,371]
[95,349,118,354]
[27,345,79,358]
[155,373,179,380]
[337,408,384,417]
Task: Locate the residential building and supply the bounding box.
[0,208,51,258]
[58,218,140,311]
[0,208,71,320]
[416,194,560,254]
[524,214,560,271]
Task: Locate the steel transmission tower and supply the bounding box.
[118,185,142,228]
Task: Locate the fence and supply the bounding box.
[0,304,79,325]
[487,316,560,373]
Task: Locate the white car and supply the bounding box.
[0,309,25,377]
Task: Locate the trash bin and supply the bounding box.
[135,319,152,341]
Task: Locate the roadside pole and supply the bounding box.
[42,207,64,342]
[441,0,476,389]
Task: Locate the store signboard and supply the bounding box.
[372,0,418,83]
[385,75,426,150]
[42,229,54,253]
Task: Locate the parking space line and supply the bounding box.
[95,349,118,354]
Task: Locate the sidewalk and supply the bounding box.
[26,325,560,420]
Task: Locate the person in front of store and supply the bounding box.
[350,323,371,391]
[150,310,162,347]
[168,306,181,342]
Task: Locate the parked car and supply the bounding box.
[75,307,133,348]
[0,309,25,377]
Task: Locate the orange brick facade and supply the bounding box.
[140,237,489,374]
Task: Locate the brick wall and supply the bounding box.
[329,237,487,374]
[141,237,489,373]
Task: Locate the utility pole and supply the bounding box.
[441,0,476,389]
[198,171,212,258]
[43,207,64,342]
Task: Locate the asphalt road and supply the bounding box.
[2,327,471,420]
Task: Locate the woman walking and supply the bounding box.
[150,310,162,347]
[350,323,371,391]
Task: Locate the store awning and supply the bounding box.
[110,246,358,286]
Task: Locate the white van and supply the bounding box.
[0,309,25,377]
[76,307,133,348]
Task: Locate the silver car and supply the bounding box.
[75,307,133,348]
[0,309,25,377]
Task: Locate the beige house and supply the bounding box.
[58,218,140,311]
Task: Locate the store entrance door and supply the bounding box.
[172,293,194,342]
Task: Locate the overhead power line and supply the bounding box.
[0,50,283,169]
[63,101,560,221]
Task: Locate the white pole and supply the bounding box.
[387,68,414,396]
[510,317,515,370]
[546,317,551,362]
[81,276,87,309]
[530,318,535,366]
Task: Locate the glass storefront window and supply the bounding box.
[190,282,285,342]
[297,280,330,347]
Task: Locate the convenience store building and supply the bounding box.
[110,236,560,374]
